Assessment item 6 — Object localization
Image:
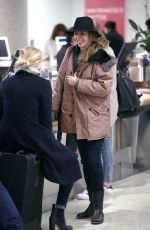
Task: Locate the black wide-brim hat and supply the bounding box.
[71,16,101,37]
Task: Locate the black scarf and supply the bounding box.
[73,45,111,71]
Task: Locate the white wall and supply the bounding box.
[0,0,27,54]
[27,0,84,50]
[71,0,85,23]
[0,0,149,55]
[27,0,150,51]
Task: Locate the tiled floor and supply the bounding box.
[42,169,150,230]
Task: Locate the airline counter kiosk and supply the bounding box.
[112,58,150,181]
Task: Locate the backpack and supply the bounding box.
[117,66,142,118]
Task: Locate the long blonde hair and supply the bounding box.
[79,31,109,63]
[15,47,42,69]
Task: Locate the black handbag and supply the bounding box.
[117,66,142,118]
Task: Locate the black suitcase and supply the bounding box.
[0,151,44,230]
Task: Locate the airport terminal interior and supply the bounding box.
[0,0,150,229]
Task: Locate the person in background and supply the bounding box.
[0,181,24,230]
[92,17,101,31]
[52,16,116,225]
[0,47,81,230]
[43,23,67,70]
[100,31,118,192]
[77,29,118,200]
[104,21,124,57]
[57,28,73,71]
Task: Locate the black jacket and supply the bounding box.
[106,30,124,57]
[57,44,71,70]
[0,70,81,185]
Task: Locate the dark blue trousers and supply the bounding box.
[0,182,23,230]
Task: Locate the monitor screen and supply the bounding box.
[55,36,68,52]
[117,42,137,70]
[0,36,11,60]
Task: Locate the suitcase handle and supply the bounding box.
[16,150,37,156]
[16,150,28,155]
[16,150,41,164]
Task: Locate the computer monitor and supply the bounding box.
[55,36,68,52]
[117,42,137,70]
[0,36,11,60]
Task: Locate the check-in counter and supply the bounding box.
[128,58,150,87]
[112,58,150,181]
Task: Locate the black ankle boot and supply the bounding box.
[76,203,93,219]
[49,204,73,230]
[76,190,93,219]
[91,190,104,225]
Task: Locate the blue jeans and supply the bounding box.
[101,138,113,183]
[0,182,24,230]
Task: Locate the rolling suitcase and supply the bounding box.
[0,151,44,230]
